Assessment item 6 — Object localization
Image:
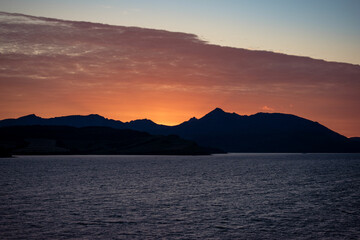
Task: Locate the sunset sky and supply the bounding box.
[0,1,360,137]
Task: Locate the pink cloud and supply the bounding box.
[261,106,275,112]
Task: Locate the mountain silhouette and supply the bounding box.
[166,109,357,152]
[1,114,124,128]
[1,108,359,153]
[0,125,217,156]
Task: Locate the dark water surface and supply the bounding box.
[1,154,359,239]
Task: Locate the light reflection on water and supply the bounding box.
[0,153,359,239]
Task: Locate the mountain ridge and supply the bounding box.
[1,108,359,153]
[0,125,216,156]
[1,108,319,129]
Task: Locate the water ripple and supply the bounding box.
[0,153,359,239]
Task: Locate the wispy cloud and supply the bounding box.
[261,106,275,112]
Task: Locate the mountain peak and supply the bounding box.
[211,108,225,114]
[86,114,105,119]
[18,114,40,119]
[201,108,230,120]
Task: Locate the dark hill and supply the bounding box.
[166,109,358,153]
[1,109,359,153]
[0,114,125,128]
[0,125,215,156]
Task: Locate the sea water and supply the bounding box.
[0,153,359,239]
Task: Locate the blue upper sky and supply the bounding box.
[1,0,359,64]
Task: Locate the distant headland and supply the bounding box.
[1,108,359,156]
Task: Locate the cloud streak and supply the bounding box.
[1,12,360,136]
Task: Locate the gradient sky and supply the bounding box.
[1,0,360,65]
[0,2,360,137]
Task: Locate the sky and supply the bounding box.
[1,0,360,65]
[0,1,360,137]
